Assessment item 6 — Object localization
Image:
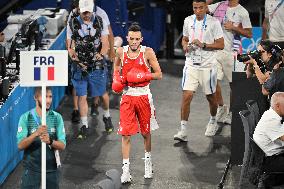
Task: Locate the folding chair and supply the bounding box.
[239,110,256,188]
[249,137,284,188]
[246,100,260,128]
[247,137,265,188]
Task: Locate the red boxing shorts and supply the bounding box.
[118,94,158,135]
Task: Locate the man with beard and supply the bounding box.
[67,0,112,137]
[67,0,115,122]
[112,22,162,183]
[17,87,66,189]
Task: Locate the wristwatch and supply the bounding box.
[202,43,206,49]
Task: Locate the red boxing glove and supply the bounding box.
[112,70,124,93]
[126,68,152,83]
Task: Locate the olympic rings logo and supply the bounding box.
[241,36,262,53]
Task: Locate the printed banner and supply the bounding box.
[20,50,68,86]
[241,27,262,54]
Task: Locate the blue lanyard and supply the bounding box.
[192,14,207,42]
[77,15,95,37]
[270,0,284,21]
[31,109,41,126]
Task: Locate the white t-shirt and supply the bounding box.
[253,108,284,156]
[208,2,252,52]
[66,6,109,40]
[96,6,110,26]
[183,14,223,69]
[265,0,284,42]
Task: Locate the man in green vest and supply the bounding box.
[17,87,66,189]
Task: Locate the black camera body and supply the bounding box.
[237,50,261,62]
[75,35,97,63]
[238,44,283,63]
[270,44,283,63]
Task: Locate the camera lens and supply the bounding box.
[237,50,260,62]
[237,54,250,62]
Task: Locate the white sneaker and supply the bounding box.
[223,112,232,125]
[216,105,228,123]
[144,158,153,179]
[174,130,188,142]
[205,121,219,136]
[121,164,132,183]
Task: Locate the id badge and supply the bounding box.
[191,49,202,65]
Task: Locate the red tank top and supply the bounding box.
[121,45,151,87]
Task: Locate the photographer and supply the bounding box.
[244,40,281,85]
[66,0,113,138]
[262,49,284,98]
[67,0,116,120]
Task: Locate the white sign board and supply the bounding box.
[20,50,68,86]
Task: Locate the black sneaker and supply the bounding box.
[103,116,114,133]
[91,104,99,116]
[77,125,87,139]
[71,110,80,123]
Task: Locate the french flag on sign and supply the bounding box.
[34,67,55,81]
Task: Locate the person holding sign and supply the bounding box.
[17,87,66,189]
[174,0,224,141]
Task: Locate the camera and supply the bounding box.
[270,44,283,63]
[187,43,199,51]
[75,35,97,64]
[237,50,261,62]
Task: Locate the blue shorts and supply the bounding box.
[72,69,107,97]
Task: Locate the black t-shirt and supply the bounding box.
[263,67,284,98]
[255,59,273,74]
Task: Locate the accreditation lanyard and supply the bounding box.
[77,15,94,37]
[269,0,284,21]
[31,109,42,127]
[213,1,229,26]
[191,14,207,43]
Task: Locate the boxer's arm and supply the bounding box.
[112,47,124,93]
[113,47,123,72]
[145,47,162,80]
